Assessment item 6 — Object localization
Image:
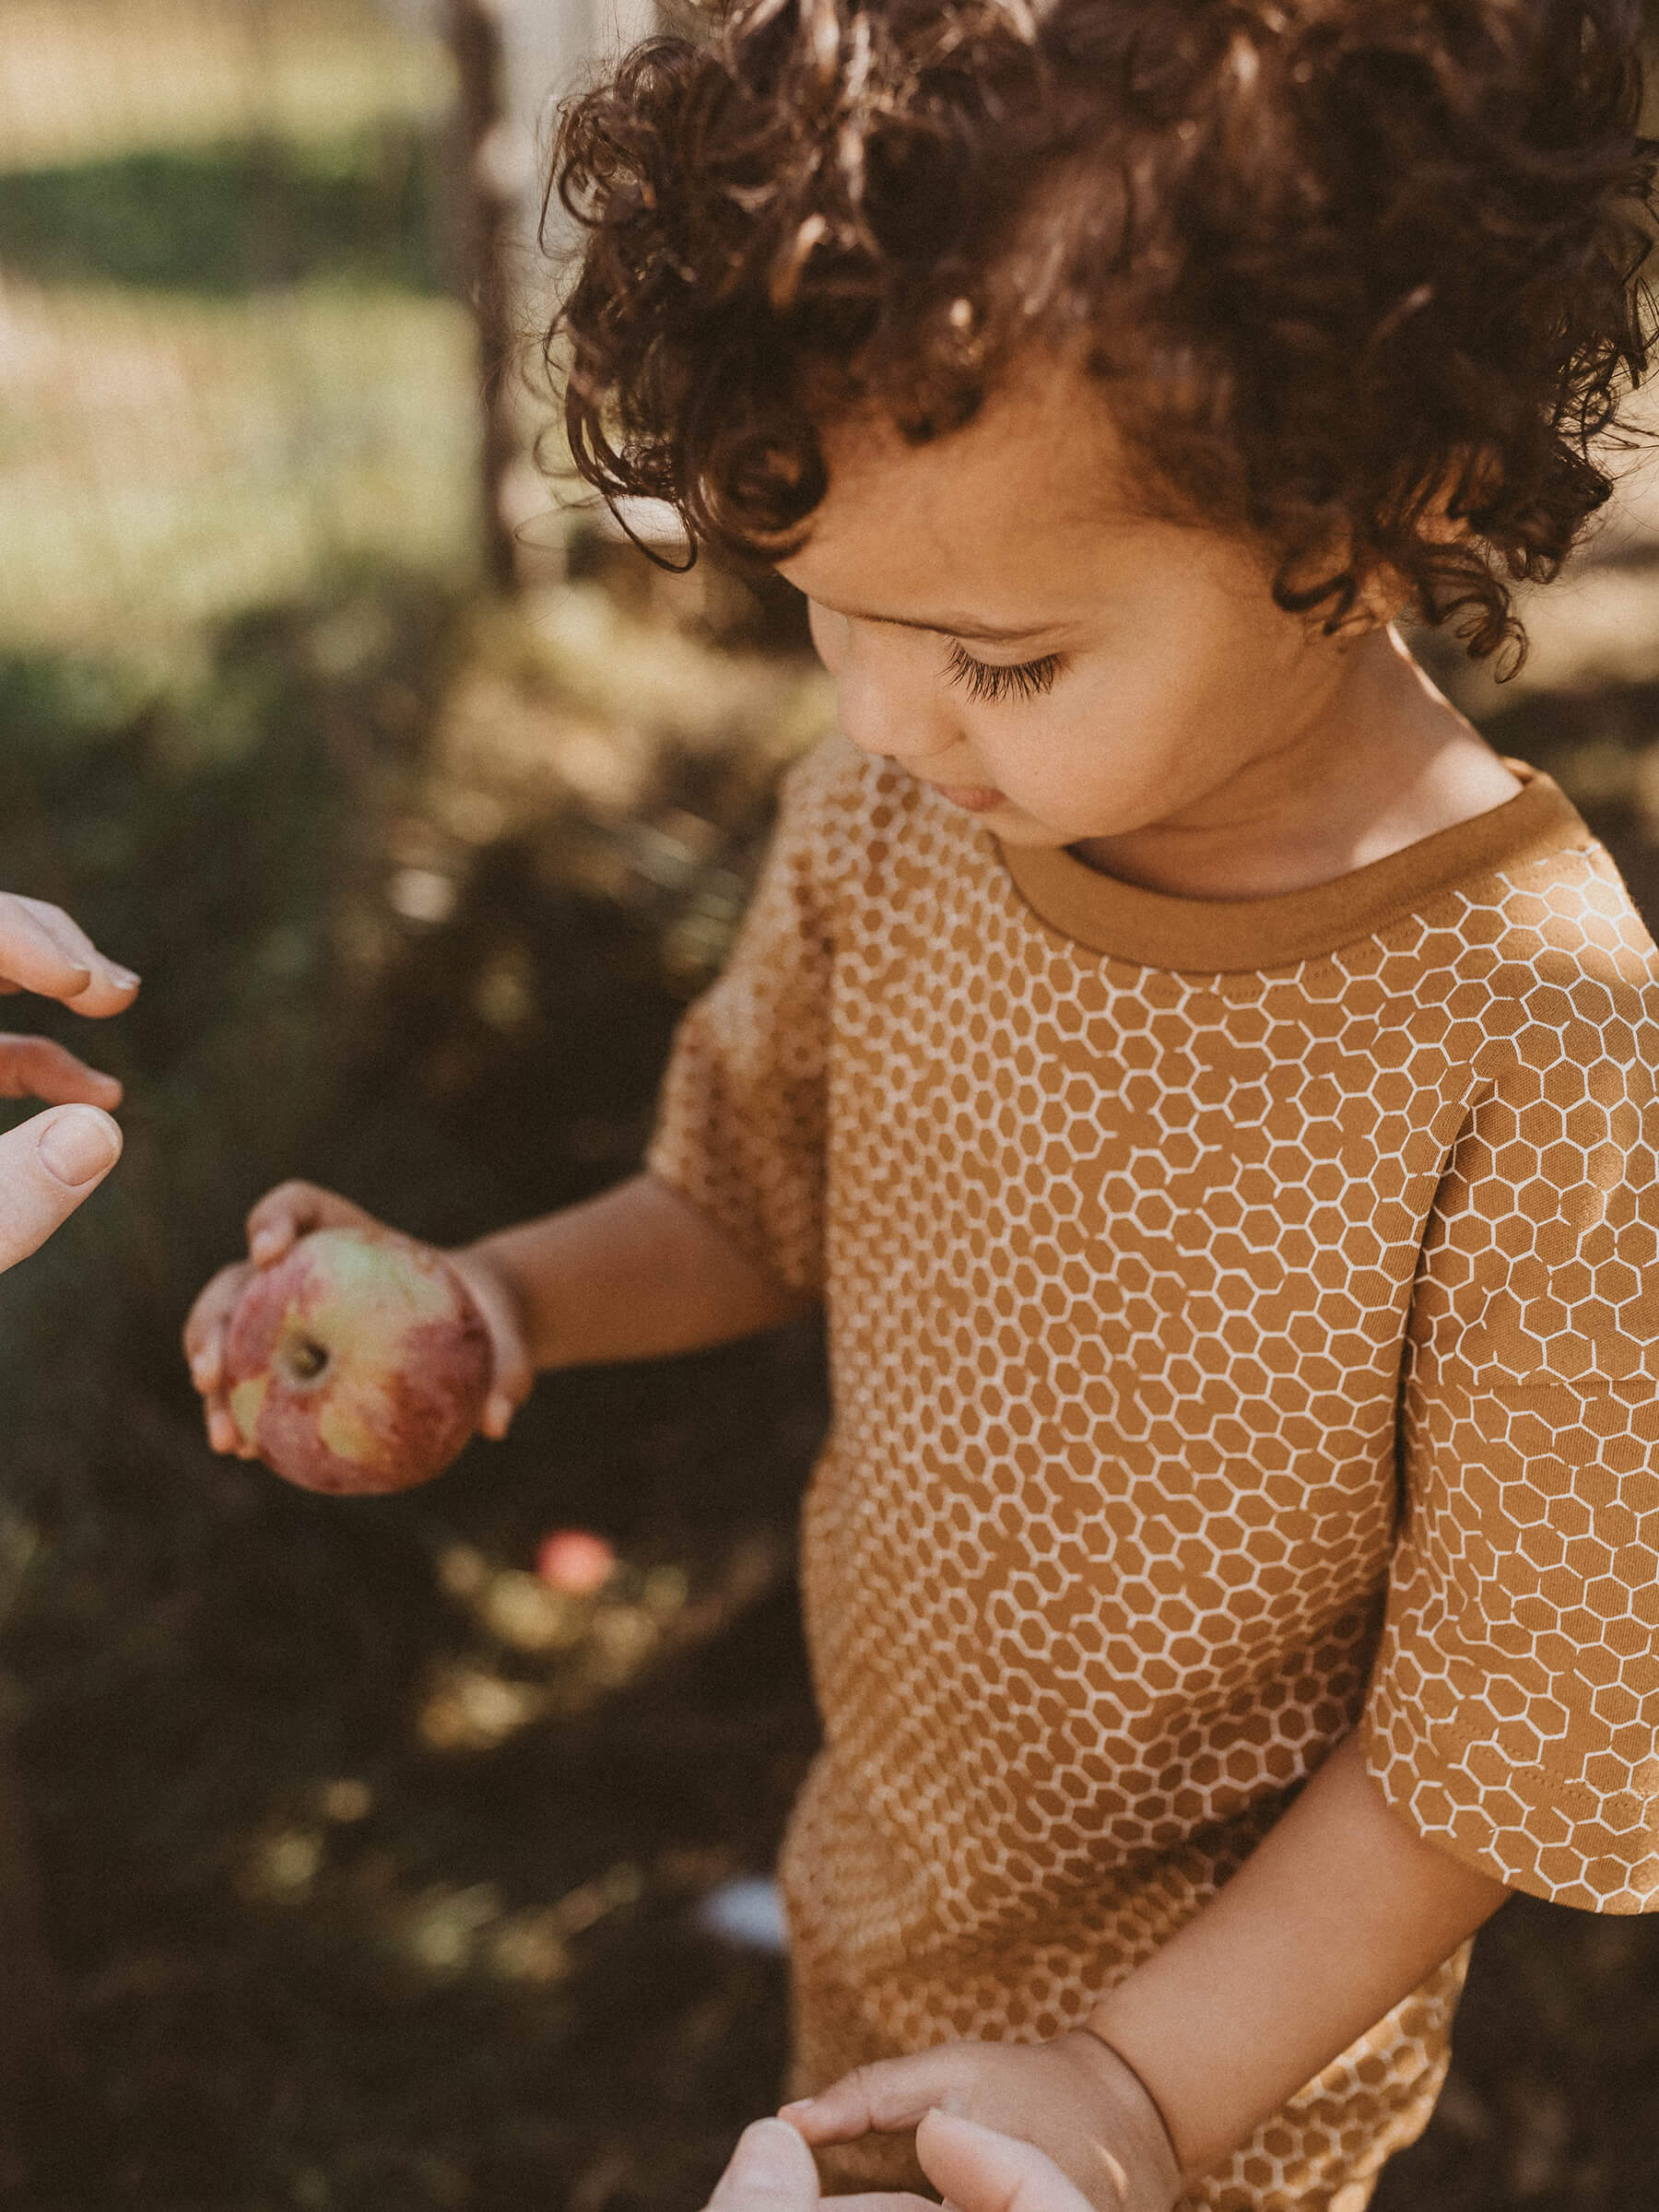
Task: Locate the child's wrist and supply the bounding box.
[1055,2025,1185,2204]
[448,1237,543,1375]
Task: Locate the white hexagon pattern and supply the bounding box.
[648,737,1659,2209]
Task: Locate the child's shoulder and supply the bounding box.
[1404,780,1659,1099]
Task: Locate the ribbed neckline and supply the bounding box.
[996,762,1588,974]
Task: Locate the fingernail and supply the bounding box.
[776,2100,812,2120]
[251,1230,283,1263]
[38,1107,121,1186]
[108,966,141,991]
[191,1356,215,1390]
[729,2122,809,2188]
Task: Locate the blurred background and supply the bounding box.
[0,4,1657,2208]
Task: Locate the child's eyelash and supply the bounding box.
[945,641,1064,704]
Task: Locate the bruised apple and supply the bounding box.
[225,1226,490,1494]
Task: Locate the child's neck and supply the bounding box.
[1070,626,1521,902]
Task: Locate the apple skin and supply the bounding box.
[224,1226,491,1494]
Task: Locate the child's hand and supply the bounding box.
[780,2033,1182,2212]
[0,889,139,1112]
[712,2109,1096,2212]
[182,1181,534,1456]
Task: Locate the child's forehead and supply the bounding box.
[780,358,1221,622]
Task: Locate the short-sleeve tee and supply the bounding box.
[646,735,1659,2067]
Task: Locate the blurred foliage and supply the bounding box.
[0,288,483,647]
[0,127,448,296]
[0,0,482,650]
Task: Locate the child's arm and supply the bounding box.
[782,1731,1508,2211]
[185,1171,812,1453]
[459,1172,815,1378]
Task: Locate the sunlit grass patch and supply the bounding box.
[0,281,485,645]
[0,0,453,171]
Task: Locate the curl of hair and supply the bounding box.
[547,0,1656,662]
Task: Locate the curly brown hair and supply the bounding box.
[546,0,1656,661]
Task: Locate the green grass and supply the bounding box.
[0,0,492,647]
[0,130,450,296]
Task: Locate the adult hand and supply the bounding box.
[183,1181,534,1454]
[710,2110,1098,2212]
[0,893,136,1273]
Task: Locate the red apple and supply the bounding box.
[224,1226,490,1494]
[535,1528,618,1595]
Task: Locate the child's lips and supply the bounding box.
[932,782,1006,813]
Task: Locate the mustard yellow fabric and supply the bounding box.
[647,735,1659,2209]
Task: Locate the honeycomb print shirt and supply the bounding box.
[646,735,1659,2208]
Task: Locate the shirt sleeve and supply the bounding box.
[643,739,842,1300]
[1363,983,1659,1912]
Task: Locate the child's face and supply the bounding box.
[777,355,1380,858]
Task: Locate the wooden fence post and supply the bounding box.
[446,0,522,594]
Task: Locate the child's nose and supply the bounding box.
[834,643,959,766]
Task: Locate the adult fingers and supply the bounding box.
[446,1249,533,1440]
[782,2054,968,2145]
[0,1035,124,1109]
[707,2121,822,2212]
[0,1106,122,1275]
[817,2198,935,2211]
[244,1181,380,1268]
[914,2114,1095,2212]
[0,895,139,1017]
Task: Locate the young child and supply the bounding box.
[186,0,1659,2204]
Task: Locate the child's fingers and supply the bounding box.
[204,1389,252,1457]
[0,894,139,1015]
[0,1035,124,1110]
[914,2112,1094,2212]
[782,2053,966,2144]
[182,1262,264,1459]
[0,1106,122,1275]
[243,1180,377,1267]
[183,1260,253,1400]
[447,1251,532,1439]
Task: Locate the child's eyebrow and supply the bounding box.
[819,601,1053,644]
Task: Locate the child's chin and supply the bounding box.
[982,810,1073,847]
